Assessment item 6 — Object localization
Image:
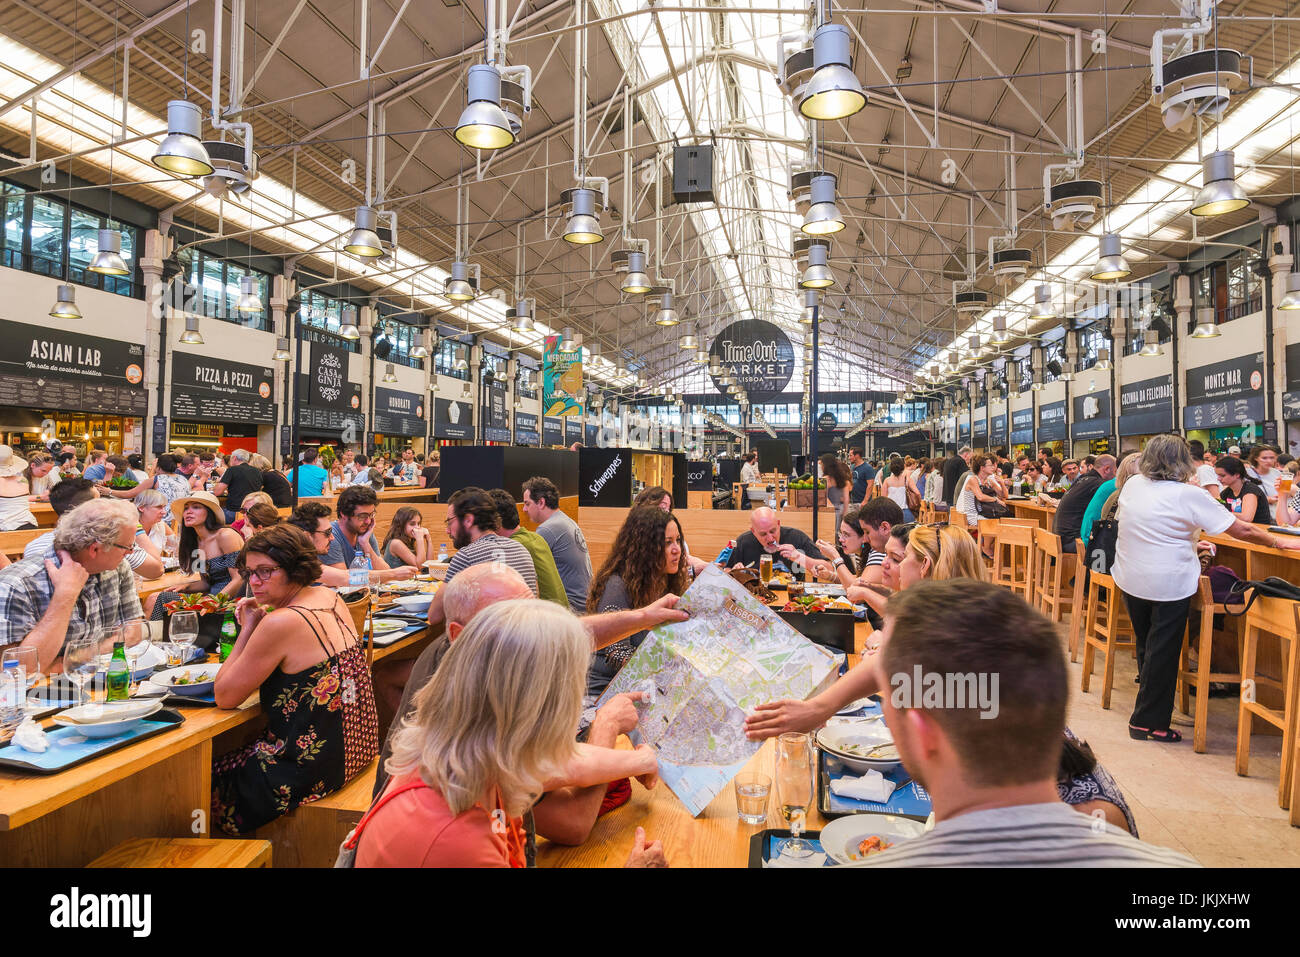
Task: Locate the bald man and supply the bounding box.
[374,563,682,851]
[728,506,821,571]
[1053,454,1116,554]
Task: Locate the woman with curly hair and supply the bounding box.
[584,505,689,700]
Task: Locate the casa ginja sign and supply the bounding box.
[708,319,794,402]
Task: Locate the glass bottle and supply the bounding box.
[105,638,130,701]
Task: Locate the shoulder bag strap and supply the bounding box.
[342,778,431,851]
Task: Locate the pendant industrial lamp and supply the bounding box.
[49,284,82,319]
[621,250,652,294]
[455,64,515,150]
[1190,150,1250,217]
[152,100,214,177]
[801,173,845,235]
[453,345,469,372]
[1030,284,1058,321]
[344,206,385,258]
[992,314,1012,344]
[1190,307,1221,338]
[1094,347,1112,371]
[273,337,291,362]
[89,229,129,276]
[654,291,680,326]
[1090,233,1131,282]
[800,290,819,324]
[563,188,604,244]
[799,242,835,288]
[1280,273,1300,310]
[236,275,263,313]
[678,333,699,350]
[382,363,399,383]
[444,261,477,301]
[1138,326,1165,357]
[445,181,479,301]
[179,315,204,345]
[799,23,867,121]
[410,329,432,359]
[338,305,361,340]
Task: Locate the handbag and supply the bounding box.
[1224,576,1300,618]
[1206,565,1245,605]
[975,484,1011,519]
[334,777,429,867]
[905,481,922,513]
[1085,518,1119,574]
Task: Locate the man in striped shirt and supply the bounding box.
[852,579,1197,868]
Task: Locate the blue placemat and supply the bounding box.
[821,754,932,819]
[763,833,835,867]
[370,622,426,647]
[0,714,182,772]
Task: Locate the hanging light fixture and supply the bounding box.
[49,284,82,319]
[339,305,361,340]
[236,275,263,313]
[799,243,835,289]
[801,174,845,235]
[179,315,204,345]
[151,100,214,177]
[344,206,385,257]
[695,349,709,363]
[512,299,533,331]
[381,363,398,383]
[1030,284,1058,321]
[1190,150,1250,217]
[410,329,432,359]
[444,261,477,301]
[1089,233,1131,282]
[1279,273,1300,310]
[800,290,819,324]
[454,64,515,150]
[1190,307,1221,338]
[678,333,699,350]
[992,314,1012,344]
[461,380,472,398]
[273,337,292,362]
[88,229,129,276]
[560,327,577,351]
[621,251,652,294]
[654,292,679,326]
[1095,347,1112,371]
[799,23,867,120]
[1138,326,1164,357]
[453,345,469,372]
[563,188,603,244]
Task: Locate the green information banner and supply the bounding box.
[543,334,584,418]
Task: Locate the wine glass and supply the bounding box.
[120,619,151,691]
[775,732,816,859]
[170,610,199,664]
[63,637,98,707]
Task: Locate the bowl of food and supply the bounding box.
[369,618,407,637]
[819,814,927,864]
[816,721,902,772]
[393,594,434,613]
[52,700,165,739]
[153,664,221,698]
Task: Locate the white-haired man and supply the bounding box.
[213,448,264,523]
[0,498,142,671]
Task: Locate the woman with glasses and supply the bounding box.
[211,524,378,835]
[746,522,987,739]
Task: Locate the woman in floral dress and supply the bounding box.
[211,524,378,835]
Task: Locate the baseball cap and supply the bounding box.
[1228,445,1241,455]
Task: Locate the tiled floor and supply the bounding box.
[1064,623,1300,866]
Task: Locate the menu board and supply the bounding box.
[1118,374,1174,436]
[564,416,584,445]
[0,317,147,414]
[373,386,424,437]
[1184,353,1265,430]
[170,352,275,424]
[432,398,473,439]
[1009,407,1034,444]
[1071,391,1111,440]
[514,411,539,446]
[480,386,509,442]
[989,412,1007,446]
[306,342,353,410]
[296,374,362,432]
[542,415,564,446]
[1036,400,1067,443]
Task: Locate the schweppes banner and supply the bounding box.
[543,334,584,417]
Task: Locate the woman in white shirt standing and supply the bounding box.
[1111,435,1300,743]
[954,454,1001,531]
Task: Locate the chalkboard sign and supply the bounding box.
[542,415,564,446]
[1036,400,1067,443]
[514,411,539,446]
[373,387,424,437]
[564,416,583,445]
[1118,374,1174,436]
[1184,353,1265,430]
[171,352,275,424]
[432,398,473,439]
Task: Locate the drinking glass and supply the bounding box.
[170,610,199,663]
[63,637,98,707]
[775,732,815,859]
[759,553,773,585]
[734,772,771,825]
[2,646,40,691]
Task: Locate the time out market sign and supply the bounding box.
[708,319,794,402]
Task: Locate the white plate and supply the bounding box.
[52,700,165,738]
[816,723,901,772]
[834,698,876,716]
[152,664,221,697]
[370,618,406,636]
[393,594,433,611]
[819,814,927,865]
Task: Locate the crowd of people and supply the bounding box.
[2,432,1287,868]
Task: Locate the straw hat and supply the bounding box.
[0,445,28,478]
[171,489,226,527]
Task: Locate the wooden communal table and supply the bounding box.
[1010,499,1056,529]
[537,618,874,868]
[0,694,261,867]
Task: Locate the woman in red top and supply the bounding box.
[355,598,668,867]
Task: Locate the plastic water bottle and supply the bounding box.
[348,551,370,589]
[0,659,23,729]
[438,543,448,564]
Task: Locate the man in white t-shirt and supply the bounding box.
[1188,439,1220,499]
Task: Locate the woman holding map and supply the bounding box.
[585,505,690,701]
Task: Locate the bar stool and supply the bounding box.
[1031,528,1075,626]
[1176,576,1243,753]
[991,522,1035,600]
[1080,570,1136,710]
[1235,595,1300,810]
[1068,538,1090,661]
[977,519,1000,569]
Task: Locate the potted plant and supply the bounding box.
[161,593,241,650]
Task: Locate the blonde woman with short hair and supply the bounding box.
[354,598,667,867]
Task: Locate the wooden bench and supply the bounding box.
[255,757,379,867]
[87,837,272,868]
